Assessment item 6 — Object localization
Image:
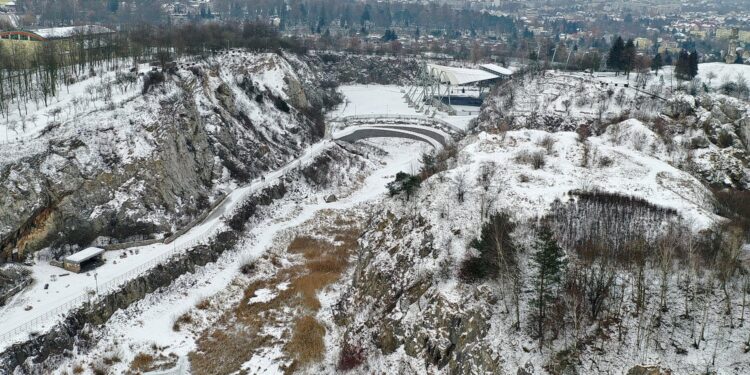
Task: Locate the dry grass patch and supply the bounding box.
[130,353,154,372]
[196,298,211,310]
[190,212,363,375]
[189,329,264,375]
[285,315,326,367]
[287,236,329,257]
[172,312,194,332]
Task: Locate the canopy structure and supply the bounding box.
[479,63,514,76]
[427,64,501,86]
[64,247,105,264]
[62,247,105,273]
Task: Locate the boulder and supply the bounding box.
[324,194,338,203]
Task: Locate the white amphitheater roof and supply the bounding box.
[427,64,500,86]
[480,63,514,76]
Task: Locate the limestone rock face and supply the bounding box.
[335,210,503,374]
[0,52,340,262]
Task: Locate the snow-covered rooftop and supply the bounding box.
[28,25,114,39]
[480,63,513,76]
[64,247,104,264]
[427,63,500,86]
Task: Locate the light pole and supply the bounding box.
[94,273,99,296]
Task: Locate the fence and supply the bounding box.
[329,114,466,137]
[0,227,218,347]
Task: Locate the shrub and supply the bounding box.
[713,188,750,237]
[102,349,122,365]
[717,130,733,148]
[337,344,366,371]
[90,360,108,375]
[131,353,155,372]
[386,172,421,200]
[142,70,166,94]
[459,213,519,283]
[538,135,556,154]
[598,156,614,167]
[515,150,546,169]
[172,312,194,331]
[196,298,211,310]
[285,315,325,365]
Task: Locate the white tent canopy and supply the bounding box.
[427,64,500,86]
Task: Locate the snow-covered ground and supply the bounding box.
[331,84,477,131]
[1,79,465,372]
[696,62,750,87]
[0,141,335,350]
[47,138,429,375]
[0,62,149,146]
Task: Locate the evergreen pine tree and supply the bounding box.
[386,172,421,200]
[675,50,690,80]
[651,53,663,73]
[622,39,636,76]
[607,36,625,74]
[688,51,699,79]
[531,227,566,349]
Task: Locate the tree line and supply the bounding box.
[607,35,698,80]
[0,21,304,120]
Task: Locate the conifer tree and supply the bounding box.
[531,226,566,349]
[688,51,699,79]
[651,53,663,73]
[607,36,625,74]
[675,50,690,80]
[622,39,636,76]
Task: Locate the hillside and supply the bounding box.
[0,51,338,263]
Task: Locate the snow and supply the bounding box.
[696,62,750,87]
[0,79,461,351]
[330,84,476,131]
[29,25,114,39]
[427,63,501,85]
[246,288,276,304]
[0,139,335,350]
[44,138,429,374]
[480,63,514,76]
[64,247,104,264]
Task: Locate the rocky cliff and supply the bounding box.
[0,51,339,262]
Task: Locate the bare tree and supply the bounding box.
[454,171,467,203]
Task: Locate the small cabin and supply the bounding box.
[63,247,105,273]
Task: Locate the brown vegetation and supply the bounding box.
[130,353,154,372]
[189,211,361,375]
[285,315,326,365]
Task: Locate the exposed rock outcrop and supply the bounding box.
[0,52,340,262]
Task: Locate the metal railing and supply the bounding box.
[329,114,465,136]
[0,228,219,347]
[0,140,334,349]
